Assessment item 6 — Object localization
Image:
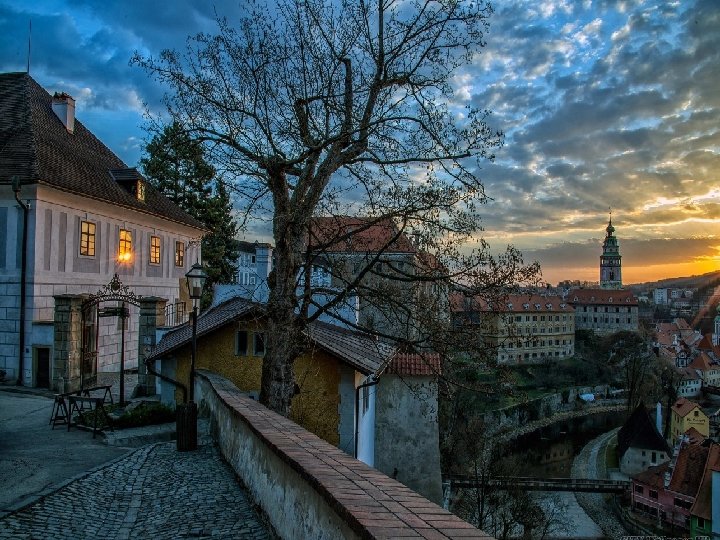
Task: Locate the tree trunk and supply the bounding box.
[259,199,307,415]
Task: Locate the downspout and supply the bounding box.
[12,177,29,386]
[144,354,188,404]
[354,376,378,459]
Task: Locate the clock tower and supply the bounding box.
[600,217,622,290]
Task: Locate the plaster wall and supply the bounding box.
[374,374,442,504]
[620,447,669,476]
[170,322,344,446]
[0,184,202,385]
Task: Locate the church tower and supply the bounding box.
[600,217,622,290]
[713,306,720,347]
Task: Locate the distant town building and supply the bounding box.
[450,293,575,364]
[669,398,709,444]
[617,404,670,476]
[600,218,622,290]
[567,288,639,334]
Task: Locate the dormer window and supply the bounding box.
[136,180,146,202]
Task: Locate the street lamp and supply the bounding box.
[177,262,207,452]
[185,262,207,403]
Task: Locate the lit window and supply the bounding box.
[175,241,185,267]
[118,229,132,263]
[150,236,161,265]
[80,221,96,256]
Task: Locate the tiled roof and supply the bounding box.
[684,427,706,445]
[306,321,395,375]
[0,72,204,230]
[668,442,709,496]
[568,288,638,305]
[632,462,669,489]
[450,292,574,313]
[148,296,260,359]
[671,397,701,418]
[617,404,670,459]
[678,367,700,381]
[689,352,714,372]
[149,296,395,375]
[308,216,416,254]
[690,443,720,520]
[384,352,442,377]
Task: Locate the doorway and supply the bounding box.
[35,347,51,388]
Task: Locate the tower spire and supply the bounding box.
[600,213,622,290]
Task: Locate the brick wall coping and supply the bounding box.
[197,370,491,540]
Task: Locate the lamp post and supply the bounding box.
[177,262,207,452]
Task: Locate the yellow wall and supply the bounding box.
[172,321,343,446]
[670,407,710,442]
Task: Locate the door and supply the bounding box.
[36,347,50,388]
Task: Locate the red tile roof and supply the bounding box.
[690,443,720,520]
[632,462,669,490]
[308,216,416,254]
[568,288,638,305]
[672,397,701,418]
[450,292,574,313]
[689,352,714,372]
[684,427,706,445]
[384,353,442,376]
[668,443,710,497]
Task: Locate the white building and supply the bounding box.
[0,73,204,389]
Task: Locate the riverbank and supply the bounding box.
[571,428,629,539]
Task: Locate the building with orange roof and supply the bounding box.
[306,216,448,344]
[450,292,575,364]
[676,367,702,398]
[689,442,720,538]
[567,287,639,335]
[670,398,709,444]
[689,352,720,388]
[631,439,714,531]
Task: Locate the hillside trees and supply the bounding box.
[134,0,539,415]
[141,121,240,305]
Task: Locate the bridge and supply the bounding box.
[444,475,630,494]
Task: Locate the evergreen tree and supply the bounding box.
[141,121,239,305]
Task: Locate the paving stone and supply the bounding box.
[0,425,272,540]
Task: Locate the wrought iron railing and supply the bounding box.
[165,302,188,327]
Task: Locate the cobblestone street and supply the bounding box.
[0,392,272,540]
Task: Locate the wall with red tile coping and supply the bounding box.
[196,370,492,540]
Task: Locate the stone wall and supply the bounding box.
[374,373,443,505]
[195,370,490,540]
[481,384,614,435]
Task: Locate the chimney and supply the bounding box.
[656,402,662,434]
[52,92,75,134]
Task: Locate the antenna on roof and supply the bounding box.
[26,19,32,74]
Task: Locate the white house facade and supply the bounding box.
[0,72,204,389]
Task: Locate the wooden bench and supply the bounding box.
[67,395,113,438]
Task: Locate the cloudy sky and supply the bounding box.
[1,0,718,286]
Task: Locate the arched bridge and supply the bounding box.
[444,475,630,494]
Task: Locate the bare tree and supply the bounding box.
[134,0,538,415]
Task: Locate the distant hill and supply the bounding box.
[627,269,720,292]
